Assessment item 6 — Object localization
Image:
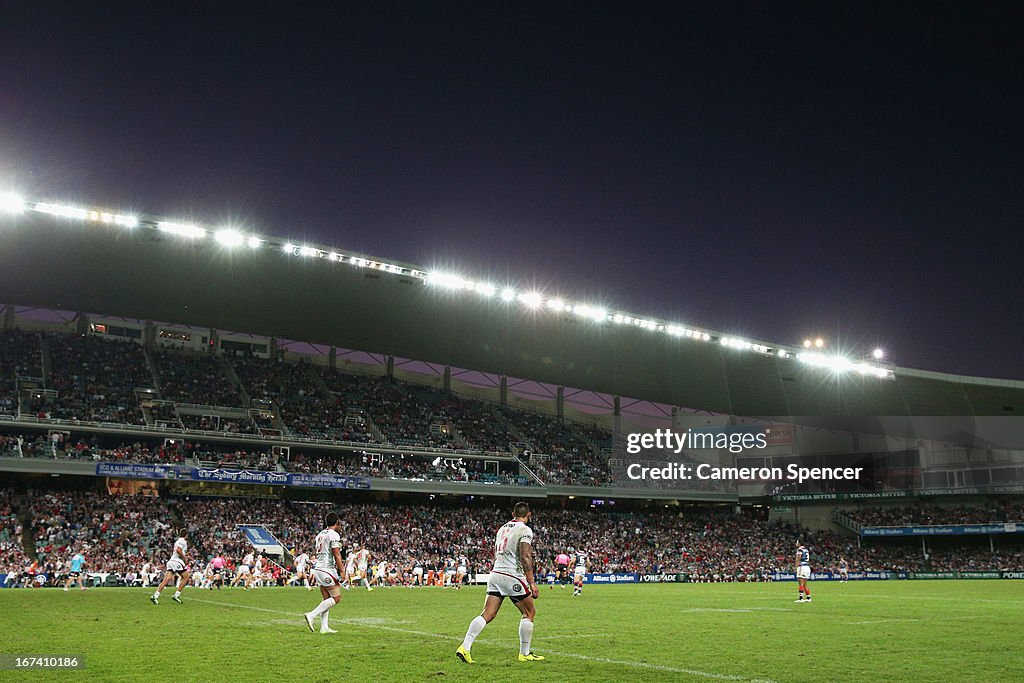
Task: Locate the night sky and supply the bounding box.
[1,2,1022,379]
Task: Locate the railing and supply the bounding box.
[832,510,863,534]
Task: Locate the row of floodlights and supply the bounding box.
[423,269,894,378]
[2,194,425,277]
[2,192,894,380]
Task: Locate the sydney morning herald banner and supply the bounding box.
[95,463,370,490]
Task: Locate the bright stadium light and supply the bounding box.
[427,272,470,290]
[1,192,25,213]
[115,214,137,227]
[214,228,245,247]
[547,297,564,311]
[35,202,89,220]
[872,348,885,360]
[247,236,262,249]
[518,291,544,309]
[476,282,496,297]
[158,221,206,239]
[576,305,607,322]
[300,245,318,257]
[814,337,825,348]
[803,339,812,348]
[283,243,295,253]
[500,287,517,302]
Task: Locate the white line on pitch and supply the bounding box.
[189,597,779,683]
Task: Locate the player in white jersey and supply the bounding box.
[455,554,469,590]
[838,557,849,582]
[411,558,424,587]
[151,528,190,605]
[232,552,255,588]
[371,560,387,587]
[304,511,345,635]
[253,554,266,588]
[140,560,152,587]
[795,541,812,603]
[571,548,588,596]
[354,545,373,591]
[292,550,313,590]
[457,502,545,664]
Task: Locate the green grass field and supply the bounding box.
[2,581,1022,682]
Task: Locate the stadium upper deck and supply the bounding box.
[2,195,1023,417]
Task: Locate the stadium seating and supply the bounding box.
[841,503,1024,526]
[46,334,152,424]
[153,350,242,407]
[0,330,42,415]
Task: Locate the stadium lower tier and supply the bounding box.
[1,484,1022,589]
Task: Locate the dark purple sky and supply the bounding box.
[2,3,1022,379]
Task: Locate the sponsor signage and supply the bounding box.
[191,468,289,484]
[287,472,372,490]
[773,484,1024,502]
[96,463,172,480]
[585,573,640,584]
[639,574,679,583]
[861,524,1024,537]
[769,571,902,581]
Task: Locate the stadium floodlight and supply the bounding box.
[115,214,138,227]
[778,349,789,359]
[547,297,565,311]
[1,192,25,213]
[803,339,812,348]
[872,348,885,360]
[475,282,496,297]
[575,305,607,322]
[283,243,295,253]
[518,291,544,309]
[427,272,470,290]
[35,202,89,220]
[500,287,517,302]
[814,337,825,348]
[299,245,319,257]
[158,221,206,239]
[214,228,245,247]
[247,236,262,249]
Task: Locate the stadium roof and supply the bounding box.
[2,199,1022,417]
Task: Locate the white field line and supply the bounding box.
[189,597,778,683]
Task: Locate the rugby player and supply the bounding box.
[304,511,345,634]
[151,528,190,605]
[456,501,545,664]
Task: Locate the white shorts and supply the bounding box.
[797,566,811,580]
[312,567,340,587]
[296,565,307,575]
[238,565,250,575]
[486,571,530,601]
[357,563,368,573]
[445,569,456,576]
[167,559,187,574]
[574,566,585,578]
[346,564,355,576]
[457,566,467,575]
[413,568,423,576]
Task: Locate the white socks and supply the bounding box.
[320,611,329,631]
[519,618,534,655]
[462,616,487,650]
[309,596,336,619]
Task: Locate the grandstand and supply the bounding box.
[1,197,1023,591]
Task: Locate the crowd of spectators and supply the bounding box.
[28,490,174,577]
[0,330,43,414]
[842,503,1024,527]
[283,451,533,485]
[0,488,32,584]
[4,492,1024,587]
[178,413,255,434]
[46,334,152,424]
[154,351,242,407]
